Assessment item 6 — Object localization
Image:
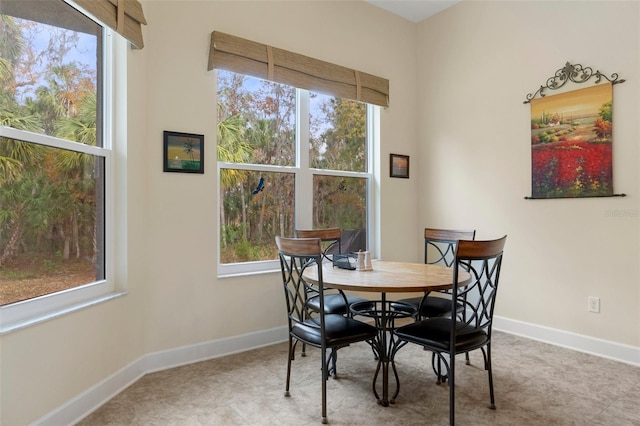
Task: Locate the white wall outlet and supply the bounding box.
[588,296,600,313]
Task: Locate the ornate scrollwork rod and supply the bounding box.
[523,62,625,104]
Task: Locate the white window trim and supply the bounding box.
[216,83,378,277]
[368,104,380,258]
[0,12,126,334]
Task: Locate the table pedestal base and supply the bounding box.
[350,296,417,406]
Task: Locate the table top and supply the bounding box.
[302,260,471,293]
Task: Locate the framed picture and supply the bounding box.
[163,131,204,174]
[390,154,409,178]
[530,84,612,198]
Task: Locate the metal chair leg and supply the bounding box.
[285,338,294,397]
[487,343,496,409]
[327,348,338,378]
[449,350,455,426]
[321,345,328,424]
[432,352,450,384]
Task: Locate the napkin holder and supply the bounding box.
[357,250,373,271]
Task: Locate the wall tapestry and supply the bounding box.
[524,62,625,199]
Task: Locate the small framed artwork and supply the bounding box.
[390,153,410,178]
[163,131,204,174]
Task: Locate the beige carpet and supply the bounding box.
[78,331,640,425]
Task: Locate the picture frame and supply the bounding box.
[529,84,612,198]
[163,131,204,174]
[523,62,626,199]
[390,154,410,178]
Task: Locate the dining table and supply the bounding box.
[302,259,471,407]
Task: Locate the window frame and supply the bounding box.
[0,1,124,333]
[216,77,378,277]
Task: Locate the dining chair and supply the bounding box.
[397,228,476,320]
[275,236,378,424]
[391,235,507,426]
[295,228,369,316]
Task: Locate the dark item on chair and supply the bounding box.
[397,228,476,320]
[275,236,378,424]
[295,228,368,315]
[391,236,507,426]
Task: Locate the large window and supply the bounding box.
[217,70,374,275]
[0,0,119,331]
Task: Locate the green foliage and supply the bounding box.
[43,258,56,273]
[539,132,550,143]
[233,239,252,260]
[0,268,35,281]
[312,98,366,172]
[599,101,612,122]
[180,161,200,170]
[217,70,368,263]
[1,17,99,266]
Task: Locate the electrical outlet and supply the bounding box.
[588,296,600,313]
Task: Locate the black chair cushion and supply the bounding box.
[306,293,369,315]
[397,295,462,318]
[394,317,488,353]
[292,314,377,348]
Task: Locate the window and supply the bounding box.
[0,0,122,331]
[217,70,375,275]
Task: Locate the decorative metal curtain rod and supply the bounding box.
[523,62,625,104]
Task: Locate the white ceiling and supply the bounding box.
[367,0,460,23]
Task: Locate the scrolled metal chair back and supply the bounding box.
[452,236,507,332]
[424,228,476,267]
[275,236,324,328]
[295,228,342,262]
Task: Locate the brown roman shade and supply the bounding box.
[1,0,98,35]
[75,0,147,48]
[3,0,148,49]
[208,31,389,107]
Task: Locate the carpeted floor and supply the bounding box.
[78,331,640,425]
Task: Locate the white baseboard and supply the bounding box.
[33,326,288,426]
[493,316,640,367]
[34,319,640,425]
[142,325,288,374]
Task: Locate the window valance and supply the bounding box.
[75,0,147,48]
[208,31,389,107]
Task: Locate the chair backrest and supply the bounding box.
[453,236,507,333]
[424,228,476,266]
[295,228,342,260]
[275,236,325,329]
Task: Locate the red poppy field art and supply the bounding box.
[530,83,613,198]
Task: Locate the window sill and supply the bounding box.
[217,259,280,278]
[0,291,127,335]
[217,268,280,279]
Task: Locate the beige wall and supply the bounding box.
[416,1,640,345]
[1,1,638,424]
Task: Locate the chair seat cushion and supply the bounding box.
[396,295,462,318]
[306,293,369,315]
[394,317,488,353]
[292,314,377,347]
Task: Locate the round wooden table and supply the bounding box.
[303,260,471,406]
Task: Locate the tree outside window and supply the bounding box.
[217,70,371,270]
[0,3,106,307]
